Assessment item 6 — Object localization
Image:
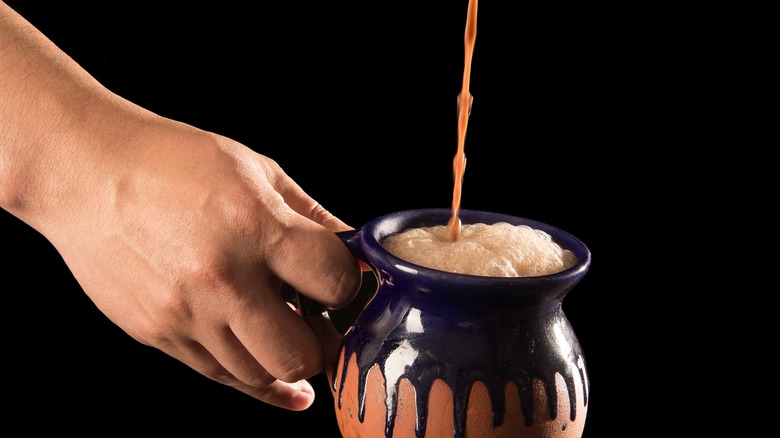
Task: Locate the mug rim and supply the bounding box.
[360,208,591,284]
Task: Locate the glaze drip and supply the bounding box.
[332,274,589,438]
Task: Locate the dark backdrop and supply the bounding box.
[2,1,658,436]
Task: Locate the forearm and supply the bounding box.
[0,2,143,233]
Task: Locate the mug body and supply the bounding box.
[329,209,591,438]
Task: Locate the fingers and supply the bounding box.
[236,377,316,412]
[138,152,362,410]
[229,277,325,381]
[273,221,361,310]
[303,312,344,384]
[161,329,317,411]
[152,283,324,411]
[268,162,352,234]
[267,166,362,310]
[305,201,353,234]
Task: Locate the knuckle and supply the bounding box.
[240,368,277,389]
[132,313,172,346]
[325,262,362,309]
[204,365,239,386]
[274,351,322,383]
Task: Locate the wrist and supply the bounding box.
[0,3,140,234]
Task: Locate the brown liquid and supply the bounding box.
[446,0,478,242]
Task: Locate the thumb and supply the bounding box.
[274,217,361,309]
[271,180,361,309]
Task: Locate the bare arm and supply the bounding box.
[0,1,360,410]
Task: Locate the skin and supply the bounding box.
[0,1,361,411]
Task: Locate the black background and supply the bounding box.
[1,1,674,436]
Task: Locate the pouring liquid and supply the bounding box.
[446,0,478,242]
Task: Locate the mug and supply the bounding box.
[299,208,591,438]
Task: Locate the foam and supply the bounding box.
[381,222,577,277]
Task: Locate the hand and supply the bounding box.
[50,123,362,410]
[0,2,361,411]
[56,123,361,411]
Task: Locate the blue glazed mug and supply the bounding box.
[301,208,591,438]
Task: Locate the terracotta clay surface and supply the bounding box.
[329,350,588,438]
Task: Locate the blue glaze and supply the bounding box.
[332,209,591,438]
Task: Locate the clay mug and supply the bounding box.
[299,208,591,438]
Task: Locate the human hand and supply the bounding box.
[1,2,361,411]
[52,124,362,411]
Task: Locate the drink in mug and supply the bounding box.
[381,221,577,278]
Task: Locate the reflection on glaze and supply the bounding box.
[382,339,419,422]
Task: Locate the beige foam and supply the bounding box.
[381,222,576,277]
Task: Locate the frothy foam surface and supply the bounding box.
[381,222,577,277]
